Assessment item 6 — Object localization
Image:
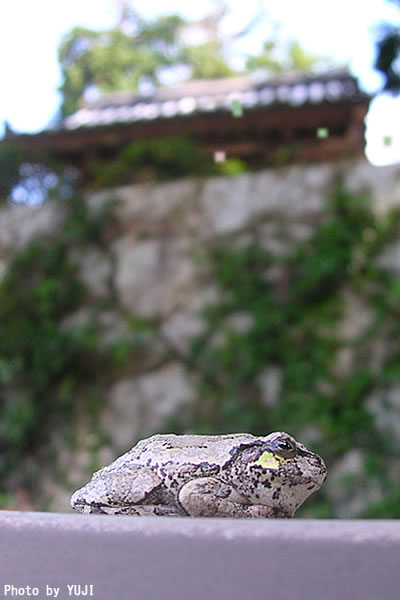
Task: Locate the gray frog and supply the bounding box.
[71,432,327,518]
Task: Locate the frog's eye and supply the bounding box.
[272,438,297,458]
[278,440,294,451]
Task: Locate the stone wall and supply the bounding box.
[1,158,400,514]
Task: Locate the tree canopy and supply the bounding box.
[58,13,185,116]
[246,40,321,73]
[374,0,400,94]
[58,4,324,117]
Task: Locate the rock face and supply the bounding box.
[112,236,196,316]
[103,363,195,454]
[2,158,400,514]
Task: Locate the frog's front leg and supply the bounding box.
[178,477,287,518]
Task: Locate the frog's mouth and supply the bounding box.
[72,501,105,514]
[70,487,124,514]
[70,491,108,514]
[71,495,136,514]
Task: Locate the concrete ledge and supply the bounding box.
[1,512,400,599]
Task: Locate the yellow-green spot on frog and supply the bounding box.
[253,451,283,469]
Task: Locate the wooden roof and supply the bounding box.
[3,69,371,176]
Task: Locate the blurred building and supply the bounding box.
[4,69,370,181]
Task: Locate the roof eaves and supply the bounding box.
[62,71,370,132]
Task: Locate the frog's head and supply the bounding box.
[228,432,327,517]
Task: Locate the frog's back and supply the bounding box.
[100,433,257,474]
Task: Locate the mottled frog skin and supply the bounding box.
[71,432,327,518]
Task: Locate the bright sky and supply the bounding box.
[0,0,400,165]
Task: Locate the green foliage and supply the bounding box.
[218,158,248,176]
[376,29,400,93]
[181,42,234,79]
[373,0,400,94]
[246,39,323,73]
[184,188,400,517]
[375,7,400,95]
[58,6,329,117]
[0,194,112,478]
[89,137,221,188]
[58,15,185,115]
[288,41,321,71]
[362,485,400,518]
